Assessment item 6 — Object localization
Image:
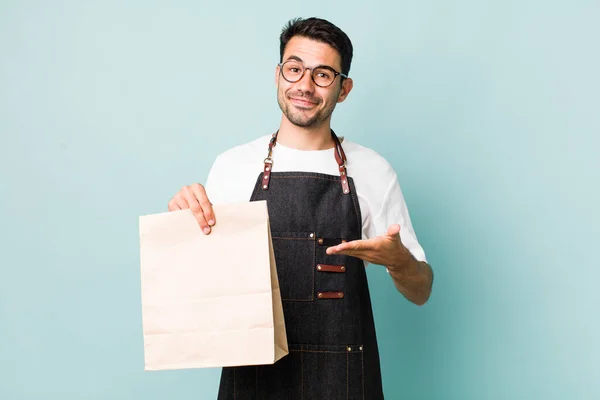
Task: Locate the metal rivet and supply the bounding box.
[318,238,323,245]
[338,293,343,298]
[341,171,345,175]
[263,185,267,189]
[359,346,363,351]
[344,190,349,194]
[317,293,323,298]
[317,265,322,271]
[266,167,270,171]
[343,180,346,184]
[309,233,314,238]
[347,346,352,351]
[264,176,268,179]
[341,266,346,272]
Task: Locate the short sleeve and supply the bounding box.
[203,151,262,206]
[374,175,427,263]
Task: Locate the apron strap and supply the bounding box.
[331,131,350,195]
[262,130,350,195]
[261,133,277,190]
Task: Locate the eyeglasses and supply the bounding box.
[278,60,348,88]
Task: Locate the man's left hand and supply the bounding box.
[325,224,411,271]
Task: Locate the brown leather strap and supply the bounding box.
[331,130,350,195]
[261,133,278,190]
[317,291,344,299]
[262,160,273,190]
[316,264,346,273]
[261,130,350,194]
[267,133,277,156]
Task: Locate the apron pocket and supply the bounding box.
[291,343,364,400]
[271,231,316,301]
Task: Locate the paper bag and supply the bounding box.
[139,200,288,371]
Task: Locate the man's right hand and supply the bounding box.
[168,183,215,235]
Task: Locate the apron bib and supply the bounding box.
[218,131,384,399]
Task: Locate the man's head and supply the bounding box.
[276,17,354,129]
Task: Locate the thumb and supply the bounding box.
[386,224,401,237]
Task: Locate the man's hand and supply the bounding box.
[325,224,411,269]
[326,224,433,305]
[168,183,215,235]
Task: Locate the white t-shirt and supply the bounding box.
[205,135,427,263]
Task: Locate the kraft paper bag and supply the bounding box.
[139,200,288,371]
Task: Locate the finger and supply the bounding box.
[326,241,354,255]
[191,183,215,227]
[183,186,202,214]
[334,248,372,262]
[387,224,401,237]
[168,198,181,211]
[182,187,211,234]
[326,239,368,255]
[173,194,190,210]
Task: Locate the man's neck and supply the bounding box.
[276,116,335,151]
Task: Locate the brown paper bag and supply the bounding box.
[139,200,288,371]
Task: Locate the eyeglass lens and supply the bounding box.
[281,61,336,87]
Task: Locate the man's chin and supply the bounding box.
[283,109,317,127]
[289,116,320,128]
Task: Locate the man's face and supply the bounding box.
[276,36,352,129]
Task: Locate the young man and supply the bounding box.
[168,17,433,399]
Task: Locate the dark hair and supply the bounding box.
[279,17,354,77]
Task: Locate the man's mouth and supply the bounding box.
[289,97,318,108]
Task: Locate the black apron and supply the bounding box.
[217,131,384,399]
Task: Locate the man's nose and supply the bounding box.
[295,68,315,92]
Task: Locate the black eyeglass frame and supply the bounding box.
[278,60,348,88]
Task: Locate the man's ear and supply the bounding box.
[275,64,280,86]
[337,78,354,103]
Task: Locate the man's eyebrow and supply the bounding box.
[285,55,303,62]
[284,55,337,70]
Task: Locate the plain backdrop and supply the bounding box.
[1,1,599,399]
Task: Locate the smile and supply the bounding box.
[289,97,318,108]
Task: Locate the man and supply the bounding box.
[168,17,433,399]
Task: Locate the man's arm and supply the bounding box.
[326,224,433,306]
[386,247,433,306]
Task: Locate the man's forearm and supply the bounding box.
[387,254,433,306]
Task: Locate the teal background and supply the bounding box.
[1,0,599,399]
